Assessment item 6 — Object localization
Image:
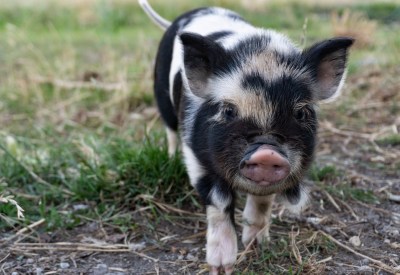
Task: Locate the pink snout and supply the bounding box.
[240,146,290,187]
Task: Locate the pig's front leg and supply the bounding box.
[205,188,237,275]
[242,194,275,246]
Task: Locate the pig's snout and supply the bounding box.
[240,145,290,187]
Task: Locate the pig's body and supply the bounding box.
[140,1,353,274]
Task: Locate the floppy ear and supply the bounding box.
[179,32,227,98]
[303,37,354,102]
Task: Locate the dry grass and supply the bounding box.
[0,194,25,219]
[332,9,378,48]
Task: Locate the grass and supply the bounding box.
[0,0,399,274]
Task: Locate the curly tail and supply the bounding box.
[138,0,171,31]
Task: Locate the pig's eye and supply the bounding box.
[295,109,306,122]
[223,105,237,119]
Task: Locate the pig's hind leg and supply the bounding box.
[242,194,275,246]
[166,127,178,157]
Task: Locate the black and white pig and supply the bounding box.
[139,0,354,274]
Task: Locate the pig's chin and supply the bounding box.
[234,174,292,196]
[244,176,284,188]
[255,180,275,187]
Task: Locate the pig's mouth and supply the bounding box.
[239,141,291,187]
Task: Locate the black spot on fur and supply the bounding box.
[207,31,233,41]
[242,72,268,94]
[172,71,182,111]
[282,183,301,205]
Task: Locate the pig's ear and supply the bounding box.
[303,37,354,102]
[179,32,227,98]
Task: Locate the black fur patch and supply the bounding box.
[242,72,268,94]
[172,71,182,112]
[207,31,233,41]
[282,182,301,205]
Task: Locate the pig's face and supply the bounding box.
[180,32,353,196]
[205,75,317,196]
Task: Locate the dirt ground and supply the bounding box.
[1,137,400,274]
[1,73,400,274]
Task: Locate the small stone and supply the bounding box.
[186,253,198,262]
[97,264,107,269]
[393,266,400,271]
[26,258,35,264]
[384,239,391,244]
[12,272,18,275]
[186,253,198,261]
[362,259,369,265]
[178,254,184,260]
[392,230,399,236]
[73,204,89,211]
[60,263,70,269]
[129,243,146,251]
[36,268,42,275]
[187,253,194,259]
[357,266,373,274]
[349,236,361,247]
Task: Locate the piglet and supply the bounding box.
[139,0,354,273]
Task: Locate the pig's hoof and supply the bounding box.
[210,266,234,275]
[242,224,270,246]
[207,231,237,275]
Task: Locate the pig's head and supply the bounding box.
[179,31,354,199]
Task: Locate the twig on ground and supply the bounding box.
[290,226,302,265]
[0,254,10,264]
[315,256,332,264]
[4,218,45,241]
[338,200,360,222]
[141,231,206,253]
[322,190,342,212]
[388,193,400,203]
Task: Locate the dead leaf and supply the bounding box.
[179,249,187,255]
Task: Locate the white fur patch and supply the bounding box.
[207,75,272,128]
[181,142,204,186]
[169,37,183,105]
[206,205,237,268]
